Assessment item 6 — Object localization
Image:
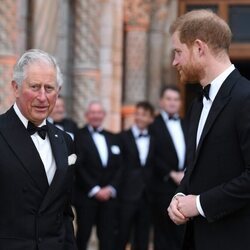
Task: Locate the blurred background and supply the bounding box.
[1,0,250,131]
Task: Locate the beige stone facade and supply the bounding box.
[0,0,178,131]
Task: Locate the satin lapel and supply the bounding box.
[145,136,153,167]
[87,129,104,168]
[194,69,241,164]
[103,131,112,166]
[158,115,179,160]
[127,130,141,167]
[39,123,68,211]
[0,107,49,194]
[187,99,203,164]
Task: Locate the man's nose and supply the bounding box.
[37,87,47,101]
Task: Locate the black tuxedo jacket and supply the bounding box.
[150,115,187,195]
[118,129,155,202]
[179,69,250,250]
[0,107,77,250]
[73,126,122,205]
[54,118,78,135]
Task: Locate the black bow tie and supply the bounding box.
[138,133,149,138]
[93,127,104,134]
[27,121,48,140]
[168,115,179,121]
[201,84,211,100]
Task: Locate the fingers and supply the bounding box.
[168,197,189,225]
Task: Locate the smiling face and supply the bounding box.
[85,103,106,128]
[134,107,154,131]
[171,31,204,84]
[160,89,181,115]
[13,62,60,126]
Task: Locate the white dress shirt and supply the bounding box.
[196,64,235,216]
[131,125,150,166]
[161,111,186,170]
[14,103,56,185]
[87,126,116,198]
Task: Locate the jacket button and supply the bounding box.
[38,237,42,243]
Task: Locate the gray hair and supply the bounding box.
[13,49,63,87]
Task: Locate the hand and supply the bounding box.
[95,187,112,201]
[169,171,184,185]
[168,196,189,225]
[176,195,199,218]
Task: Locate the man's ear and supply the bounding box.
[11,81,19,98]
[193,39,207,57]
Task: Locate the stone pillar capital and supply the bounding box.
[124,0,152,31]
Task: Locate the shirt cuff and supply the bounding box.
[88,185,101,198]
[108,185,117,198]
[173,192,186,199]
[196,195,205,217]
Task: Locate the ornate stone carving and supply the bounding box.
[0,0,17,55]
[124,0,151,29]
[72,0,101,126]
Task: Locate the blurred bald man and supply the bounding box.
[73,101,122,250]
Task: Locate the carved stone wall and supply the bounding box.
[148,0,168,108]
[72,0,101,127]
[72,0,123,131]
[123,0,151,105]
[0,0,19,113]
[31,0,72,108]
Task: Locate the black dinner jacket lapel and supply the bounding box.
[192,69,241,169]
[0,107,49,195]
[158,115,179,162]
[127,129,153,168]
[85,127,105,168]
[39,122,70,212]
[127,129,141,167]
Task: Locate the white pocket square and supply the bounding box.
[68,154,77,165]
[111,145,120,155]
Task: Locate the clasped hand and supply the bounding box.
[167,195,199,225]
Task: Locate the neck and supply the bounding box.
[200,54,232,87]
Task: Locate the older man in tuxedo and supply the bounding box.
[73,101,122,250]
[168,10,250,250]
[0,49,77,250]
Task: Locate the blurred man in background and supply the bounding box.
[49,95,78,139]
[150,86,186,250]
[73,101,122,250]
[117,101,155,250]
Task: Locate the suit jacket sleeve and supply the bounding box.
[200,95,250,222]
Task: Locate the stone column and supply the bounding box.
[31,0,72,113]
[72,0,101,127]
[99,0,123,132]
[0,0,22,113]
[148,0,168,108]
[124,0,151,104]
[122,0,151,128]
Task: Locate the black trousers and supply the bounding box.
[75,196,117,250]
[116,194,151,250]
[152,194,185,250]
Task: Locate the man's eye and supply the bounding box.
[31,85,39,90]
[45,86,55,92]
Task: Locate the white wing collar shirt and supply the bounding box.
[87,125,117,198]
[13,103,56,185]
[131,125,150,166]
[161,110,186,170]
